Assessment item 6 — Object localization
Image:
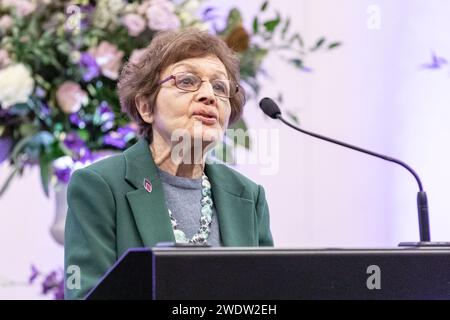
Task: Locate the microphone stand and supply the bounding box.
[276,114,450,247]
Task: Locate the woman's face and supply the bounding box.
[151,55,232,148]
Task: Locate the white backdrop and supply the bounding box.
[1,0,450,299]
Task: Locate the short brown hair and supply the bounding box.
[117,28,246,141]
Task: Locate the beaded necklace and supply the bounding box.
[168,173,213,245]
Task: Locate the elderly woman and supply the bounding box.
[64,29,273,299]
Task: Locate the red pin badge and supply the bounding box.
[143,178,152,193]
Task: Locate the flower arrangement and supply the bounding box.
[0,0,340,197]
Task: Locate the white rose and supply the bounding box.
[0,63,34,108]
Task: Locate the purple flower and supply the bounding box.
[200,7,225,34]
[421,52,448,70]
[54,280,64,300]
[118,125,137,137]
[29,265,40,284]
[79,149,93,163]
[64,132,92,163]
[53,156,76,184]
[40,101,51,117]
[103,133,127,149]
[98,101,111,114]
[54,166,72,184]
[42,271,58,295]
[79,52,100,82]
[80,4,95,30]
[202,7,219,21]
[64,132,85,152]
[96,101,115,131]
[29,265,65,300]
[69,112,86,129]
[0,137,13,164]
[0,107,10,117]
[103,125,137,149]
[35,87,46,98]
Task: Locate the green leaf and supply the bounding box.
[260,1,269,12]
[11,135,34,165]
[252,17,259,34]
[328,42,342,50]
[281,18,291,40]
[34,74,51,91]
[289,33,304,47]
[87,84,97,97]
[19,124,39,137]
[310,37,326,51]
[39,154,51,197]
[263,17,281,33]
[289,58,304,68]
[226,8,243,32]
[0,167,19,198]
[57,43,71,55]
[77,129,90,141]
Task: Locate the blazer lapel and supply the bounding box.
[206,163,257,246]
[123,138,257,247]
[124,138,175,247]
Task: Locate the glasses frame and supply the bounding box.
[158,72,239,99]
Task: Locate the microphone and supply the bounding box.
[260,97,449,247]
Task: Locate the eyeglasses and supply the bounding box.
[158,72,239,99]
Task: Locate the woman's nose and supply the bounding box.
[196,81,216,105]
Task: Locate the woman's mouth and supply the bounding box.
[192,112,218,126]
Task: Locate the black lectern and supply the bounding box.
[86,247,450,300]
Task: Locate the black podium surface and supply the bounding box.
[86,247,450,300]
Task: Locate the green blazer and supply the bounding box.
[64,138,273,299]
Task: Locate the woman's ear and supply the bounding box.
[135,95,154,124]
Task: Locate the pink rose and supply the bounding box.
[122,13,146,37]
[2,0,36,17]
[146,0,180,31]
[0,15,12,31]
[88,41,124,80]
[0,49,11,69]
[129,48,147,65]
[56,81,88,114]
[137,0,151,15]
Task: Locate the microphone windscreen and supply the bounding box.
[259,97,282,119]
